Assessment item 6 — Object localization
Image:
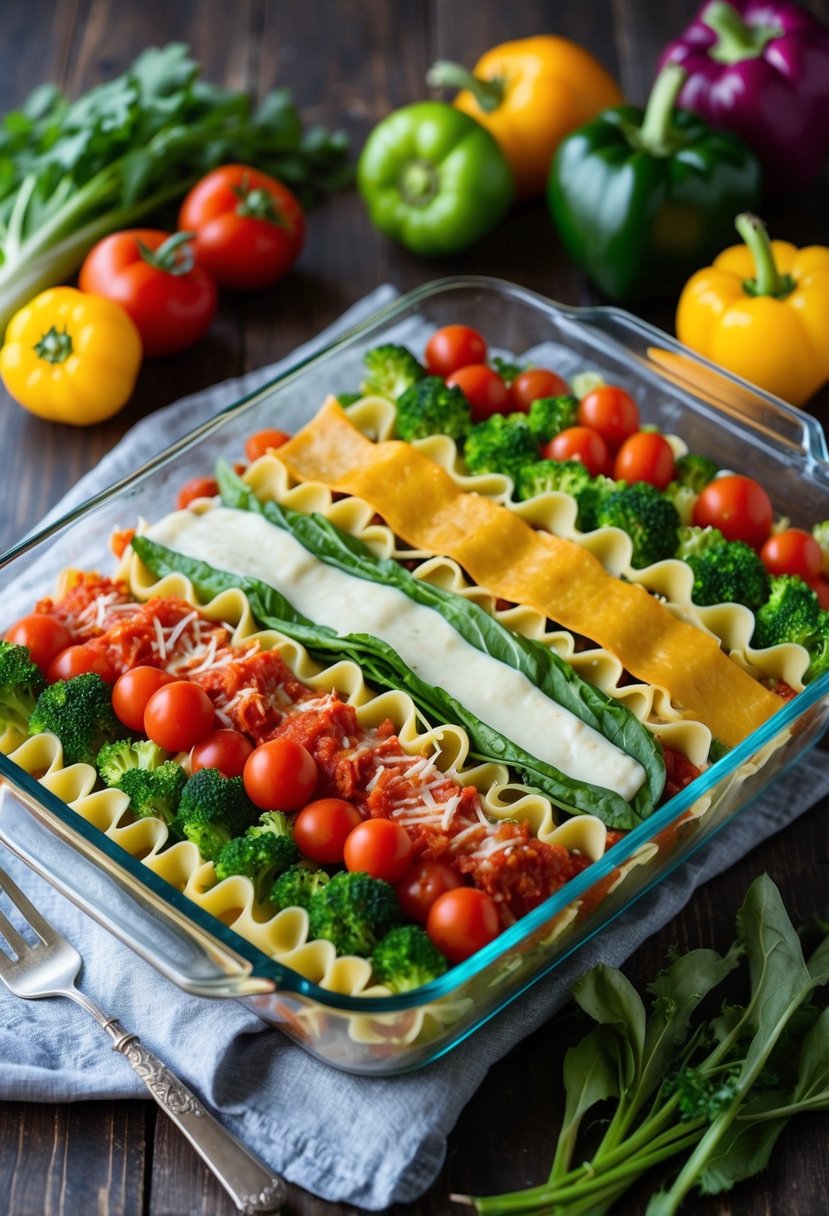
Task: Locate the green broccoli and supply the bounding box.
[269,864,330,911]
[675,526,726,560]
[118,762,187,824]
[673,453,719,492]
[663,482,697,527]
[463,413,540,484]
[371,924,449,992]
[571,474,620,532]
[804,614,829,684]
[307,870,402,957]
[684,539,770,612]
[173,767,259,861]
[394,376,472,443]
[96,738,170,787]
[336,391,362,408]
[360,343,426,400]
[526,395,579,445]
[0,641,44,738]
[490,355,525,385]
[595,483,680,568]
[752,575,822,651]
[812,521,829,575]
[29,673,120,766]
[515,458,617,531]
[215,814,299,902]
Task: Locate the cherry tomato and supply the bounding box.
[47,645,116,685]
[176,476,219,510]
[112,666,176,732]
[244,429,291,463]
[5,614,71,672]
[426,887,500,964]
[144,681,215,753]
[578,385,640,449]
[543,426,611,477]
[293,798,363,865]
[395,860,464,925]
[79,229,218,358]
[191,729,254,779]
[814,577,829,611]
[179,165,306,291]
[510,368,569,411]
[424,325,487,377]
[446,364,509,422]
[613,431,676,489]
[760,529,823,582]
[343,818,414,883]
[243,738,318,812]
[692,475,774,548]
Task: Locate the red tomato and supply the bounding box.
[446,364,509,422]
[343,818,413,883]
[179,165,305,291]
[578,385,640,449]
[426,887,500,964]
[191,729,254,779]
[814,577,829,611]
[79,229,218,358]
[543,426,611,477]
[395,860,464,926]
[692,475,774,548]
[244,429,291,463]
[112,666,175,732]
[243,739,318,811]
[613,431,676,489]
[144,681,215,753]
[760,529,823,582]
[47,645,116,685]
[424,325,487,377]
[510,368,569,411]
[5,614,71,672]
[176,476,219,510]
[293,798,363,865]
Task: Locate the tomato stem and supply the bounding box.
[34,325,73,364]
[426,60,506,113]
[233,182,285,226]
[735,212,796,299]
[137,230,197,276]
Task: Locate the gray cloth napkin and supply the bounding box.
[1,286,828,1209]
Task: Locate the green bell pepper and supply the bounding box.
[547,66,761,302]
[357,101,513,257]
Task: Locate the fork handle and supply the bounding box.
[103,1019,286,1215]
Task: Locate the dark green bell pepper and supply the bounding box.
[547,65,762,302]
[357,101,513,257]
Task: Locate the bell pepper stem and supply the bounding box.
[426,60,505,113]
[702,1,781,65]
[637,66,686,156]
[735,212,796,299]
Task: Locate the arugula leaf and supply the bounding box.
[550,1025,620,1181]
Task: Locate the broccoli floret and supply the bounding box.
[361,343,426,400]
[96,738,169,787]
[812,521,829,576]
[173,768,259,861]
[517,457,592,503]
[663,482,697,527]
[526,395,579,445]
[464,413,540,484]
[371,924,449,992]
[673,453,719,492]
[336,391,362,408]
[307,870,402,957]
[752,575,821,651]
[684,540,770,611]
[804,613,829,684]
[490,355,525,385]
[572,475,620,532]
[215,815,299,902]
[269,864,330,911]
[118,762,187,824]
[675,526,726,560]
[29,673,120,766]
[0,641,44,737]
[595,483,680,568]
[394,376,472,443]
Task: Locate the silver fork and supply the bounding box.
[0,866,286,1215]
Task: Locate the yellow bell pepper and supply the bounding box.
[427,36,622,199]
[0,287,142,425]
[676,213,829,407]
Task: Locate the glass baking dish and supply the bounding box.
[1,276,827,1075]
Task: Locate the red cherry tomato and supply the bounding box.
[814,576,829,611]
[244,429,291,463]
[613,431,676,489]
[293,798,363,865]
[395,860,464,925]
[692,475,774,548]
[243,739,318,811]
[179,165,306,291]
[510,368,569,411]
[191,729,254,779]
[446,364,509,422]
[760,529,823,582]
[577,385,640,449]
[79,229,218,358]
[426,887,500,964]
[5,614,71,672]
[424,325,487,377]
[144,681,215,753]
[343,818,414,883]
[176,476,219,510]
[543,426,611,477]
[112,666,176,732]
[47,645,116,685]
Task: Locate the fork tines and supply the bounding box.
[0,867,57,958]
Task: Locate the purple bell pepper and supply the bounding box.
[658,0,829,190]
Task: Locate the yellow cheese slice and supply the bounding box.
[278,399,782,747]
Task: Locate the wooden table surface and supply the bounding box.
[1,1,828,1213]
